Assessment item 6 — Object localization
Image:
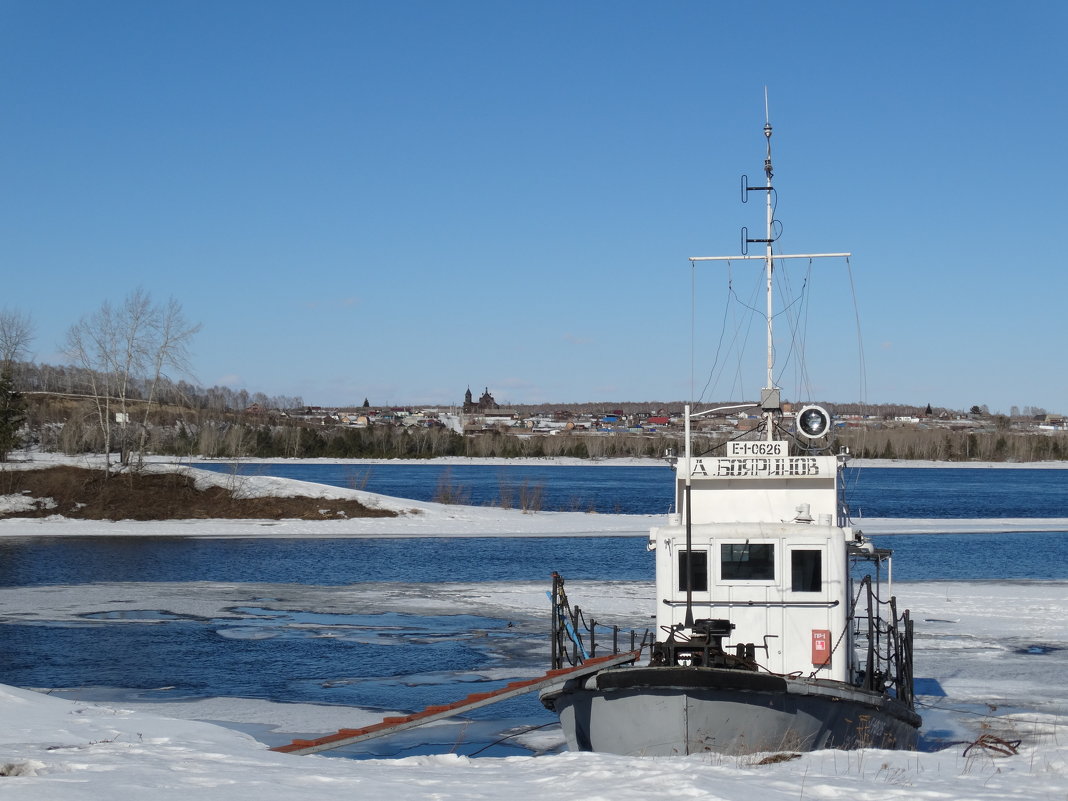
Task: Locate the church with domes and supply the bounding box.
[463,386,499,413]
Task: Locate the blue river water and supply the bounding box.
[0,463,1065,757]
[0,535,654,586]
[194,461,1068,518]
[2,530,1068,586]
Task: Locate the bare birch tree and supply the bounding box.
[64,301,120,466]
[64,290,200,470]
[112,289,155,464]
[135,298,201,467]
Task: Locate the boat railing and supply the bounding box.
[549,572,652,670]
[850,574,915,705]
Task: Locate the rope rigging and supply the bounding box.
[690,252,866,430]
[694,254,817,407]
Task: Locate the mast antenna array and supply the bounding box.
[692,101,851,439]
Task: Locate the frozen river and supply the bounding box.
[1,460,1067,760]
[1,573,1066,758]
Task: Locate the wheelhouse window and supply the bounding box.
[678,549,708,592]
[720,543,775,581]
[791,549,822,592]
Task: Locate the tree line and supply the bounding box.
[43,416,687,461]
[836,427,1068,463]
[10,362,303,416]
[1,295,297,464]
[2,296,1066,465]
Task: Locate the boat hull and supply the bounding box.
[541,666,920,756]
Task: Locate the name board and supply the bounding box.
[727,441,787,457]
[690,456,823,479]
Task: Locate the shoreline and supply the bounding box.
[4,517,1068,539]
[6,451,1068,470]
[2,453,1068,538]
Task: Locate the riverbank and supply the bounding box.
[6,450,1068,469]
[3,454,1068,538]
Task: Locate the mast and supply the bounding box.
[672,108,854,643]
[762,111,776,441]
[690,109,850,440]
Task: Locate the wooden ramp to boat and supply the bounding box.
[272,650,640,756]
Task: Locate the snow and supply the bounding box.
[1,455,1067,798]
[6,679,1053,801]
[2,580,1067,799]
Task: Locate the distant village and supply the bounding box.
[266,386,1068,439]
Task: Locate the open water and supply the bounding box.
[194,462,1068,518]
[1,464,1066,757]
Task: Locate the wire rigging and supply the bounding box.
[695,265,735,405]
[774,258,815,401]
[695,259,763,406]
[727,266,764,401]
[845,256,868,404]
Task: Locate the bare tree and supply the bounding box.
[135,298,201,467]
[65,300,122,466]
[64,290,200,469]
[0,308,35,384]
[112,290,156,463]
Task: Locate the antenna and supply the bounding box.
[691,106,850,438]
[762,104,775,437]
[736,104,780,429]
[763,100,774,183]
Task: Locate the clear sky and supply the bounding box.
[2,1,1065,414]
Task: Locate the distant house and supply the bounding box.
[483,409,519,422]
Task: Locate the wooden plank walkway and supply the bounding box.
[272,650,641,756]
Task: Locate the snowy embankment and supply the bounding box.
[0,678,1063,801]
[2,579,1067,800]
[3,454,1067,537]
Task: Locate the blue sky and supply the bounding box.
[1,2,1065,414]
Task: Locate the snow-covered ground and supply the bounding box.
[1,455,1067,798]
[1,577,1066,799]
[1,673,1059,801]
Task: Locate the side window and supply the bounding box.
[791,549,822,592]
[720,543,775,581]
[678,550,708,592]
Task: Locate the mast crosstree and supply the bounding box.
[689,109,849,439]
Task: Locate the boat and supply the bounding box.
[539,115,922,756]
